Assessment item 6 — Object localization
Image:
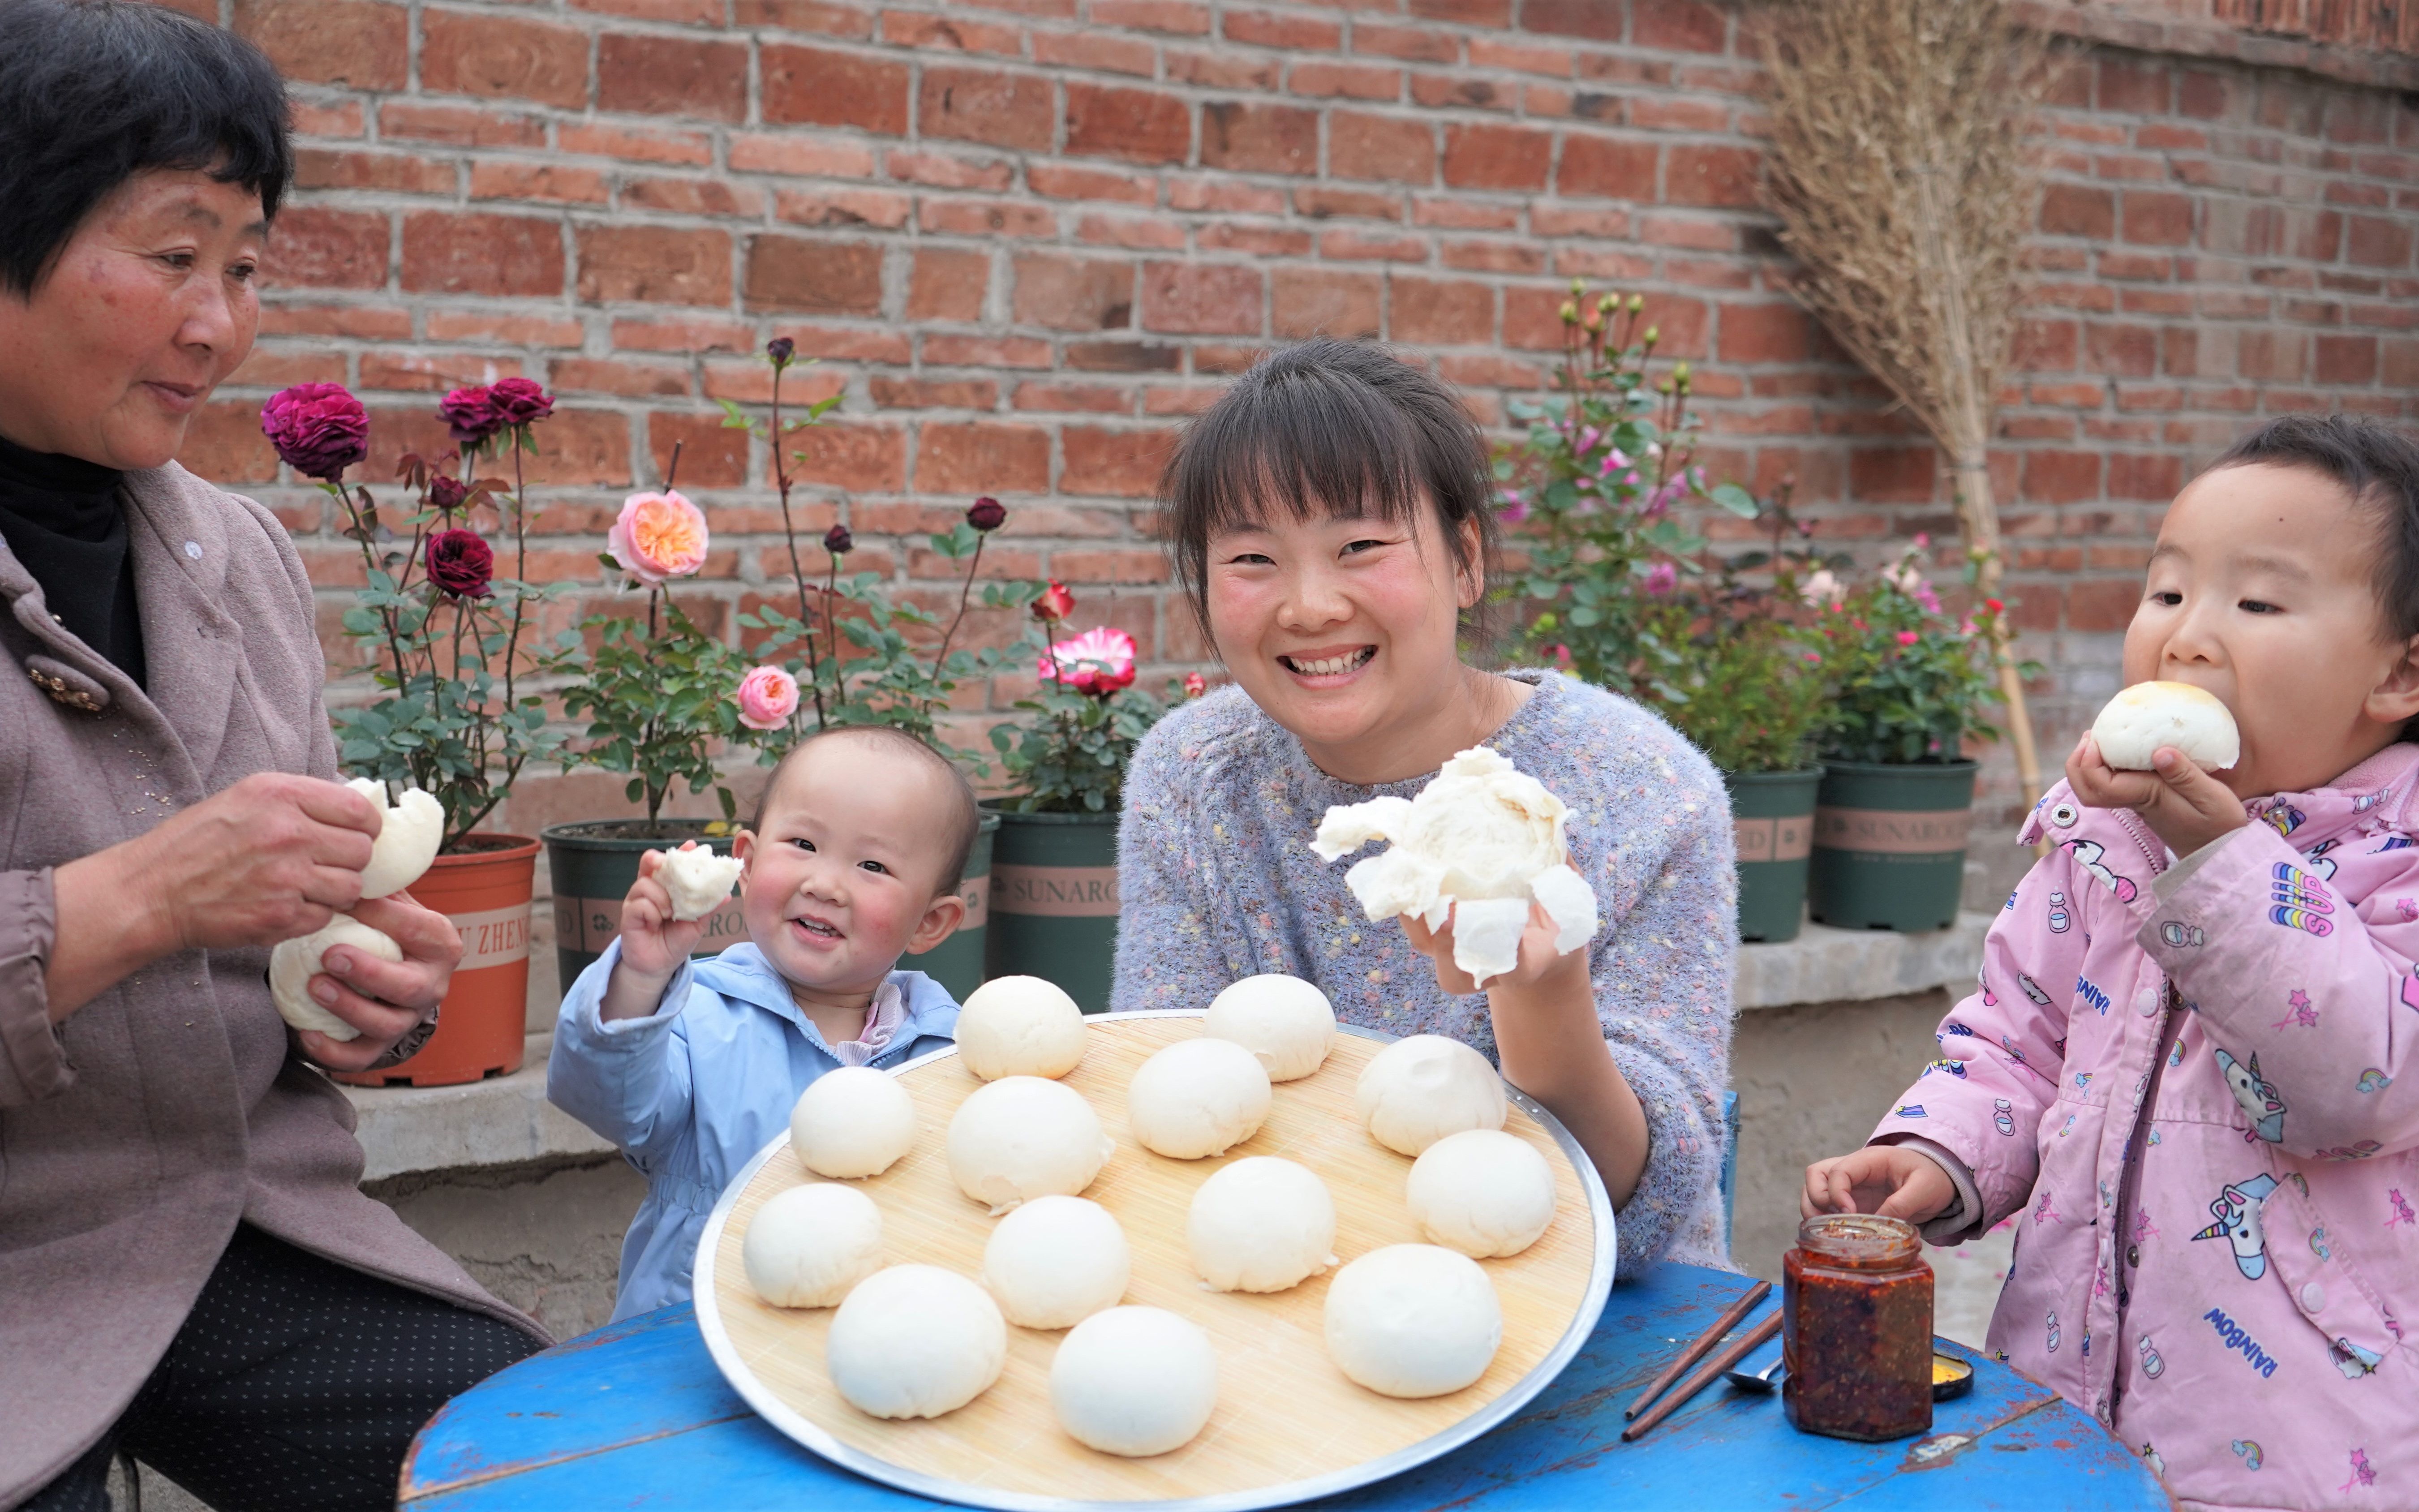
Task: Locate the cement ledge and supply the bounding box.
[1733,912,1990,1014]
[345,1033,614,1183]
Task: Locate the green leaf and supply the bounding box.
[1710,483,1760,519]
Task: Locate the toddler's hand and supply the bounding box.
[2065,732,2246,860]
[1802,1145,1957,1224]
[599,845,709,1020]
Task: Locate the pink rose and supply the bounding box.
[261,383,369,481]
[1032,580,1074,622]
[1896,630,1921,647]
[608,490,709,585]
[1040,626,1137,697]
[1182,671,1207,698]
[736,666,800,730]
[1643,561,1678,596]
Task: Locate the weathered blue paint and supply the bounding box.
[403,1263,2168,1512]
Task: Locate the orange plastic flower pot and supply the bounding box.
[334,833,538,1088]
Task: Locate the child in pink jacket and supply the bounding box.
[1806,414,2419,1512]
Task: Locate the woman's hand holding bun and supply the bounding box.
[48,773,466,1062]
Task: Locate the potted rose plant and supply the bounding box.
[1805,540,2019,932]
[540,477,757,988]
[982,585,1198,1011]
[263,378,562,1086]
[717,339,1041,995]
[1495,288,1830,941]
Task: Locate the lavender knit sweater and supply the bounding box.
[1113,669,1736,1274]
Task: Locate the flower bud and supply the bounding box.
[1627,293,1645,313]
[1643,326,1660,346]
[1672,361,1692,389]
[824,524,853,554]
[1569,277,1586,298]
[1559,300,1579,324]
[966,496,1006,532]
[767,336,795,366]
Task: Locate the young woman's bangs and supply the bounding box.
[1181,369,1430,540]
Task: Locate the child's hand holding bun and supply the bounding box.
[2068,681,2250,859]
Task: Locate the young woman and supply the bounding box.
[1113,338,1736,1274]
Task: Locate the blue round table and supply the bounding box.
[400,1263,2165,1511]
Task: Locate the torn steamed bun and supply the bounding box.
[1312,747,1599,987]
[2090,681,2240,772]
[268,914,404,1040]
[345,778,444,898]
[656,846,744,921]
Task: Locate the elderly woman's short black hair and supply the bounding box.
[0,0,292,294]
[1160,337,1501,640]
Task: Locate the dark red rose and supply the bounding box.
[429,475,468,513]
[425,529,494,598]
[260,383,369,482]
[824,524,853,554]
[767,336,796,365]
[439,386,503,447]
[967,496,1006,532]
[488,377,554,427]
[1032,580,1074,621]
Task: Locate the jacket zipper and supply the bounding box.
[2097,814,2172,1426]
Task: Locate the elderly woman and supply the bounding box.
[1113,339,1736,1276]
[0,4,544,1508]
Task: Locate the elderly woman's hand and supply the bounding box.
[291,893,463,1071]
[48,772,390,1022]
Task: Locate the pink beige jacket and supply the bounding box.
[0,464,545,1508]
[1874,746,2419,1512]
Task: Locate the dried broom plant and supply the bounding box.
[1757,0,2059,807]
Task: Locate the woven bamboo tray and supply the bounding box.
[693,1010,1615,1512]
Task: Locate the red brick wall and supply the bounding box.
[171,0,2419,863]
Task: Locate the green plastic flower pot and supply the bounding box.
[909,811,997,1001]
[542,819,741,997]
[983,803,1120,1014]
[1727,766,1822,943]
[1807,760,1978,933]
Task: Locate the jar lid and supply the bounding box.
[1796,1212,1922,1267]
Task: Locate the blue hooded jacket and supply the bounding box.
[548,938,959,1320]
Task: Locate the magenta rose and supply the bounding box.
[736,666,801,731]
[488,377,554,428]
[439,386,503,447]
[261,383,369,482]
[425,529,494,598]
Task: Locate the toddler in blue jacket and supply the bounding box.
[550,726,974,1320]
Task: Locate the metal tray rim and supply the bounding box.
[693,1009,1618,1512]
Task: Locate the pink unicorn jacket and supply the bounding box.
[1872,744,2419,1512]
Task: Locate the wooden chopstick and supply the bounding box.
[1620,1311,1783,1444]
[1622,1279,1772,1420]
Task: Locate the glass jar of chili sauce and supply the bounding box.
[1782,1213,1933,1442]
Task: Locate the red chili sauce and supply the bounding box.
[1782,1213,1934,1442]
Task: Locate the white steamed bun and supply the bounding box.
[789,1065,917,1179]
[268,914,404,1040]
[741,1182,883,1308]
[656,845,743,921]
[345,777,444,899]
[825,1264,1006,1419]
[2090,681,2239,771]
[955,975,1088,1080]
[1203,974,1336,1081]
